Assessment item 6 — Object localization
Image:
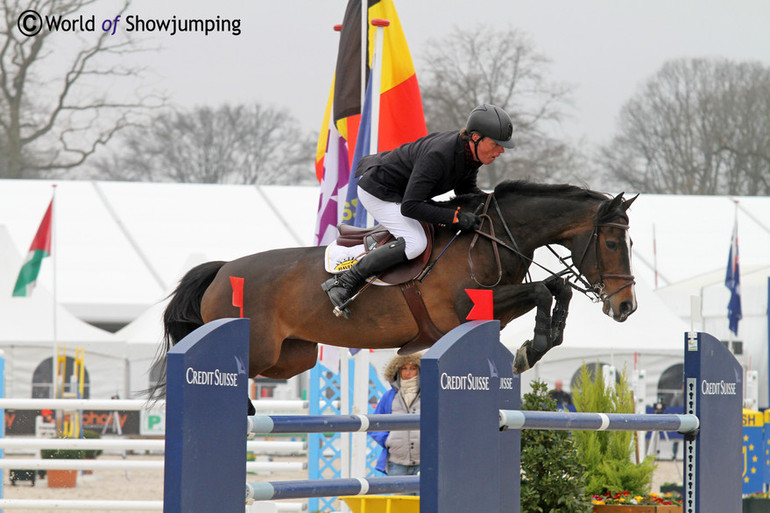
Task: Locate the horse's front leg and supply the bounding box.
[487,282,554,374]
[544,276,573,348]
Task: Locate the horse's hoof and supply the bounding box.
[513,346,530,374]
[333,306,351,319]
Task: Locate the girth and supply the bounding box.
[397,280,445,355]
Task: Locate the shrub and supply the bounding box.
[520,380,592,513]
[571,364,656,496]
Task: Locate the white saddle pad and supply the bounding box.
[323,242,388,286]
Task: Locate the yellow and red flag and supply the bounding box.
[314,0,426,244]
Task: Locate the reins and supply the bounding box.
[467,192,635,303]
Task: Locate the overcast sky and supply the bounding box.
[52,0,770,146]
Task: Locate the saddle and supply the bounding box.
[332,223,444,354]
[335,223,433,284]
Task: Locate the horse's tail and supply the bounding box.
[147,260,226,401]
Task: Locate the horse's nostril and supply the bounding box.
[620,301,635,315]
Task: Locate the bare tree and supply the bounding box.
[418,25,584,187]
[0,0,158,179]
[89,104,316,185]
[600,58,770,195]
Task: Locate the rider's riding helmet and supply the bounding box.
[465,104,515,149]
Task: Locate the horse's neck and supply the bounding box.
[505,197,599,253]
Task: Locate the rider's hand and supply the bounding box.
[454,210,481,231]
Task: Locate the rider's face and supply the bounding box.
[473,135,505,165]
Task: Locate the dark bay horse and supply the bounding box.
[151,181,637,398]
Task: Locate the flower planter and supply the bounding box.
[46,469,77,488]
[593,505,682,513]
[744,498,770,513]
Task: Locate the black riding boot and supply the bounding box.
[322,237,407,318]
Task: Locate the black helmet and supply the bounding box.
[465,104,515,149]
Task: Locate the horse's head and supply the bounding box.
[574,193,638,322]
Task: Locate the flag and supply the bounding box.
[344,56,376,227]
[725,219,742,335]
[314,86,351,245]
[13,198,53,297]
[465,289,494,321]
[314,0,427,239]
[230,276,244,318]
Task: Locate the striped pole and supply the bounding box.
[246,476,420,501]
[499,410,699,435]
[248,414,419,434]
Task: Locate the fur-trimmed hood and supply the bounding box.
[382,352,424,386]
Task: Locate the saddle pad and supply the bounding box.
[324,242,388,286]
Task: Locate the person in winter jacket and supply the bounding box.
[370,352,423,480]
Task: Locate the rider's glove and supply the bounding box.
[453,208,481,231]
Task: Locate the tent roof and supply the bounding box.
[627,194,770,288]
[0,180,320,323]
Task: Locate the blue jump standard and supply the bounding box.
[163,320,742,513]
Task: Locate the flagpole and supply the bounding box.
[51,184,58,404]
[652,224,658,289]
[369,19,389,155]
[360,0,366,110]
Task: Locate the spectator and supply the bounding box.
[548,380,573,409]
[370,352,422,481]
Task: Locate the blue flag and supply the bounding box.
[343,75,374,228]
[725,221,742,335]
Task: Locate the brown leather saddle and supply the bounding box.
[333,223,444,354]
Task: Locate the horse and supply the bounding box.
[149,180,637,399]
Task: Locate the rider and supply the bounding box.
[322,104,516,316]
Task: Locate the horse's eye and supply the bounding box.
[605,240,618,251]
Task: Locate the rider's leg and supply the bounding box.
[356,187,427,259]
[322,237,408,313]
[321,188,423,317]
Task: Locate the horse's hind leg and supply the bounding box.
[259,339,319,379]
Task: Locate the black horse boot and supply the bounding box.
[322,237,407,318]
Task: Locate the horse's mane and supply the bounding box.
[493,180,608,202]
[442,180,609,210]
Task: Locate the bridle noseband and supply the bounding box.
[468,193,636,304]
[568,221,636,303]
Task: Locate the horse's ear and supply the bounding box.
[606,194,624,211]
[622,194,639,211]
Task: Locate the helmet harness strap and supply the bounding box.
[470,132,483,162]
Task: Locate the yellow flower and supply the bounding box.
[591,500,605,505]
[634,496,644,502]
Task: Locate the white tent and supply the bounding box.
[0,226,129,399]
[0,180,321,328]
[0,180,322,399]
[626,194,770,408]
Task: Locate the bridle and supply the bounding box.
[468,192,636,304]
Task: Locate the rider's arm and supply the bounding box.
[400,153,457,225]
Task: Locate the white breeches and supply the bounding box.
[358,186,428,260]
